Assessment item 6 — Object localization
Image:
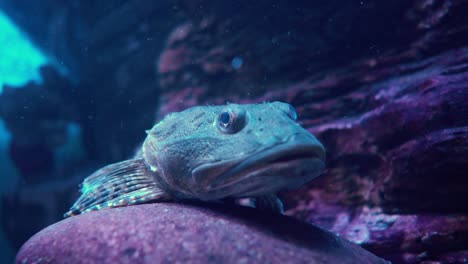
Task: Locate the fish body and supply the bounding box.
[65,102,325,217]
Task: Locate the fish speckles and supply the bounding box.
[150,122,177,139]
[195,121,204,128]
[192,112,205,121]
[66,102,325,217]
[191,112,207,128]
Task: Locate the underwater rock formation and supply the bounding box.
[16,203,388,264]
[153,1,468,263]
[0,0,467,263]
[0,0,182,162]
[0,2,180,255]
[0,66,78,183]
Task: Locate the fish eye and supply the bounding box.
[288,104,297,120]
[217,108,246,134]
[220,111,231,126]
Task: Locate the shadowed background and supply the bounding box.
[0,0,467,263]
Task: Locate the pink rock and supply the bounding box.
[158,47,190,74]
[16,203,388,264]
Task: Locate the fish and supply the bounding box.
[64,101,326,217]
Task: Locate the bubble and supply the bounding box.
[231,56,243,69]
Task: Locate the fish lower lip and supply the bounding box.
[266,147,323,164]
[213,141,325,183]
[249,143,325,168]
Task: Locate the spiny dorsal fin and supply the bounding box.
[64,158,170,217]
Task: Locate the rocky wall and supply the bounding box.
[0,0,467,263]
[154,1,468,262]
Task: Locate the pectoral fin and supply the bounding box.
[64,158,170,217]
[250,194,284,214]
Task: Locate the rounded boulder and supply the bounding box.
[16,203,389,263]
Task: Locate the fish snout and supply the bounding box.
[288,132,326,162]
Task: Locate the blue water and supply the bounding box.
[0,9,40,193]
[0,10,48,262]
[0,11,46,91]
[0,119,16,264]
[0,119,18,192]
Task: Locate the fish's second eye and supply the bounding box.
[288,104,297,120]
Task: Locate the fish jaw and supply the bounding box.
[191,132,325,200]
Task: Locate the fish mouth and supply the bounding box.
[192,134,326,198]
[218,141,325,181]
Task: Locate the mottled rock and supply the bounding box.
[16,203,388,264]
[153,1,468,262]
[158,0,468,98]
[285,204,468,263]
[379,127,468,213]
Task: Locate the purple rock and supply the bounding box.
[153,13,468,263]
[16,203,388,264]
[379,127,468,213]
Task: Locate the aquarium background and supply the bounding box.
[0,0,467,263]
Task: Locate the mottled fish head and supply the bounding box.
[142,101,325,200]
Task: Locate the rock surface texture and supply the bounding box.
[16,203,388,264]
[154,1,468,263]
[0,0,467,263]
